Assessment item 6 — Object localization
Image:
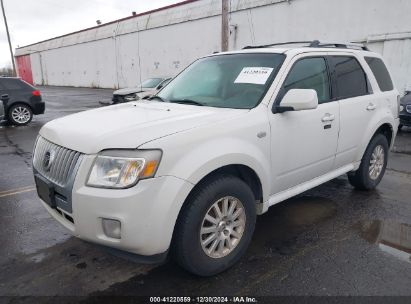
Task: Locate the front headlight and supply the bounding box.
[400,105,404,112]
[124,93,138,102]
[87,150,162,189]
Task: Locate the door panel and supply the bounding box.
[335,95,380,167]
[329,55,380,168]
[270,102,339,193]
[269,55,339,194]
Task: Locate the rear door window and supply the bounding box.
[365,57,394,92]
[331,56,368,99]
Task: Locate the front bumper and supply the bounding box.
[400,113,411,126]
[38,154,194,257]
[112,95,125,104]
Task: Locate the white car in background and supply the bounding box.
[33,41,399,276]
[112,77,171,104]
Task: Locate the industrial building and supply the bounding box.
[14,0,411,93]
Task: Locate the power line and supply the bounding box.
[0,0,16,75]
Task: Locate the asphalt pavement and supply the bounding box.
[0,86,410,300]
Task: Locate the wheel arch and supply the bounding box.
[170,163,262,263]
[374,123,394,147]
[184,164,263,207]
[356,120,395,164]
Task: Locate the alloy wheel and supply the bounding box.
[200,196,246,259]
[11,106,31,124]
[369,145,385,180]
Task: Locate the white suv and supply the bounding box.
[33,41,399,276]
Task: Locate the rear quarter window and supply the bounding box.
[365,57,394,92]
[0,78,32,90]
[331,56,369,100]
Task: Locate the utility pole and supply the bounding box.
[221,0,229,52]
[1,0,16,76]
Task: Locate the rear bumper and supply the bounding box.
[33,102,45,115]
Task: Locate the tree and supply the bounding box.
[0,66,14,76]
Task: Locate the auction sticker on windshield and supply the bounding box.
[234,67,274,85]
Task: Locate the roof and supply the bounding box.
[209,46,377,58]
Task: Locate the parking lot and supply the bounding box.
[0,86,411,298]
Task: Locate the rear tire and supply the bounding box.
[173,175,256,276]
[347,134,389,190]
[8,104,33,126]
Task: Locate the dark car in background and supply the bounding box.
[399,89,411,130]
[0,77,45,126]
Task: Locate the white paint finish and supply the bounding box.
[39,100,246,154]
[269,101,340,193]
[280,89,319,111]
[35,47,399,257]
[71,155,194,255]
[262,164,355,213]
[140,105,272,202]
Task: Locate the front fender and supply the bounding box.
[170,137,271,202]
[140,108,271,202]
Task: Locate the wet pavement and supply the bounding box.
[0,86,411,298]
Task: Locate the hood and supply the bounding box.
[113,87,151,95]
[40,101,245,154]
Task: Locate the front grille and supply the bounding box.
[112,94,125,104]
[33,136,83,187]
[406,105,411,114]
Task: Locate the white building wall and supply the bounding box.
[15,0,411,92]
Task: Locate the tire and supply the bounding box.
[347,134,389,190]
[173,175,256,276]
[8,104,33,126]
[398,124,403,132]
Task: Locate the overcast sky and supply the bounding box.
[0,0,178,68]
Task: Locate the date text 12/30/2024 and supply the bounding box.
[150,296,258,303]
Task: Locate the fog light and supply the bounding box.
[102,218,121,239]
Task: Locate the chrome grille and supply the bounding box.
[33,136,83,187]
[406,105,411,114]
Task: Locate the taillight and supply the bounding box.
[32,90,41,96]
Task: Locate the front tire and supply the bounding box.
[347,134,389,190]
[173,175,256,276]
[8,104,33,126]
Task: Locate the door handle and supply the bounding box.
[366,103,377,111]
[321,113,335,122]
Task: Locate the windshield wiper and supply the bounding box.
[148,95,168,102]
[169,99,204,106]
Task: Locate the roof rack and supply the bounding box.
[242,40,370,51]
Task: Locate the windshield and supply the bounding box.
[140,78,164,88]
[157,53,285,109]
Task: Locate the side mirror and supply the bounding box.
[1,94,9,101]
[275,89,319,113]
